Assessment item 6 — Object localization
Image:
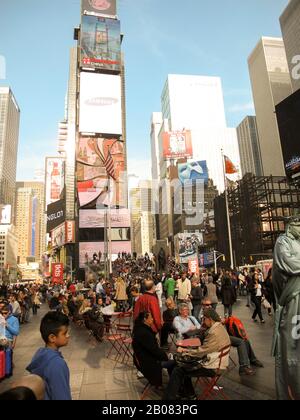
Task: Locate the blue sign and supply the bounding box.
[178,160,209,185]
[199,252,214,267]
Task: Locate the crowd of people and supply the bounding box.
[0,253,275,400]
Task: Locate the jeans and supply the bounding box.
[32,305,38,315]
[192,304,201,321]
[224,305,233,318]
[252,297,264,321]
[164,366,215,400]
[230,337,258,368]
[161,360,176,377]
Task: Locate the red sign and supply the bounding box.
[188,259,199,276]
[52,263,64,284]
[163,131,193,160]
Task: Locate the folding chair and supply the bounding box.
[114,312,133,337]
[195,345,231,400]
[134,354,161,400]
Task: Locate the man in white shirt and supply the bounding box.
[173,303,201,339]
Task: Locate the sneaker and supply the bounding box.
[251,360,264,368]
[261,320,265,324]
[252,319,258,323]
[239,367,256,376]
[180,394,197,400]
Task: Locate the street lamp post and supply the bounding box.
[213,250,226,273]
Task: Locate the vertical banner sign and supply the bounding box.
[52,263,64,284]
[188,259,200,276]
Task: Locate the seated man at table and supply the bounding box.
[133,312,175,388]
[173,303,201,339]
[164,308,230,400]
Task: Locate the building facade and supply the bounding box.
[0,87,20,215]
[0,224,18,281]
[237,116,263,177]
[280,0,300,92]
[248,37,292,177]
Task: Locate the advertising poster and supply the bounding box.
[51,223,66,248]
[81,16,121,72]
[79,241,132,267]
[178,160,209,185]
[188,258,200,276]
[76,136,125,208]
[175,232,203,263]
[65,221,76,244]
[52,263,64,285]
[0,205,12,225]
[82,0,117,17]
[79,209,130,228]
[45,157,65,210]
[163,131,193,160]
[79,72,122,135]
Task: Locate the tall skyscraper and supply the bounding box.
[0,87,20,214]
[280,0,300,92]
[15,186,39,263]
[0,225,17,279]
[158,74,241,192]
[16,181,45,261]
[150,112,163,181]
[237,116,263,177]
[248,37,292,176]
[130,181,155,255]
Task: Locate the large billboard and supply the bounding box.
[79,241,132,267]
[47,199,65,233]
[52,263,64,285]
[82,0,117,17]
[81,16,121,72]
[175,232,204,263]
[163,131,193,160]
[45,157,65,210]
[79,209,130,228]
[76,136,125,208]
[178,160,209,185]
[79,72,122,135]
[51,223,65,248]
[0,205,12,225]
[276,89,300,181]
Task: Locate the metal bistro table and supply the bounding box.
[176,338,201,348]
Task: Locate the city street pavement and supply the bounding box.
[0,298,276,400]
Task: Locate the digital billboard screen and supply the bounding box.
[163,131,193,160]
[178,160,209,185]
[82,0,117,17]
[81,16,121,72]
[76,136,125,208]
[79,209,131,228]
[79,241,132,267]
[276,89,300,181]
[79,72,122,135]
[45,157,65,210]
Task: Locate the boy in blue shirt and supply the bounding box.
[27,311,72,400]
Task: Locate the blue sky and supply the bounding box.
[0,0,288,180]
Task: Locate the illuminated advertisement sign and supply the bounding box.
[65,221,75,243]
[79,72,122,135]
[163,131,193,160]
[175,232,203,263]
[45,157,65,210]
[81,16,121,72]
[81,0,117,17]
[47,199,65,234]
[79,241,131,267]
[0,205,12,225]
[79,209,130,228]
[76,136,125,208]
[178,160,209,185]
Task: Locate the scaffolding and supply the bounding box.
[227,174,300,265]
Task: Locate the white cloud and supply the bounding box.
[228,101,255,113]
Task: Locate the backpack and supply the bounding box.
[226,317,248,341]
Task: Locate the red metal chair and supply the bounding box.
[195,345,231,400]
[133,354,161,400]
[114,311,133,336]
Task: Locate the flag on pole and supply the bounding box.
[224,155,238,174]
[104,153,116,180]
